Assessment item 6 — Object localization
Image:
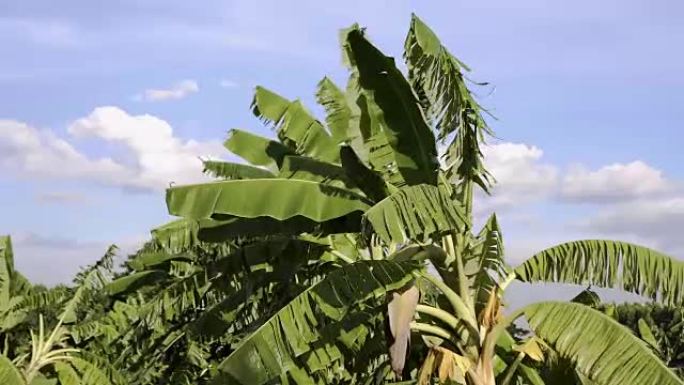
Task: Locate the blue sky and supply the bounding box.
[1,0,683,292]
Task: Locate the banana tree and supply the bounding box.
[0,239,123,385]
[156,14,684,385]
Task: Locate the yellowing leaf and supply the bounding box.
[513,337,545,362]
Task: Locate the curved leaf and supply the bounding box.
[224,129,294,169]
[185,238,335,336]
[106,271,167,296]
[210,260,421,385]
[638,318,659,350]
[127,251,193,271]
[363,184,465,243]
[523,301,683,385]
[571,288,601,307]
[151,219,201,253]
[152,214,361,252]
[166,179,372,222]
[202,161,275,180]
[345,28,439,186]
[515,240,684,306]
[0,355,24,385]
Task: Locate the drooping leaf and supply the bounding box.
[152,214,361,252]
[252,87,340,163]
[418,347,472,385]
[210,260,421,385]
[571,288,601,307]
[186,238,335,339]
[345,28,439,186]
[404,14,489,140]
[223,129,294,169]
[404,14,493,192]
[513,337,545,362]
[363,184,465,243]
[166,179,372,222]
[127,250,193,272]
[202,160,275,180]
[638,318,659,350]
[105,270,167,296]
[150,219,201,253]
[523,301,683,385]
[515,240,684,306]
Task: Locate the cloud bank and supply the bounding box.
[0,106,224,192]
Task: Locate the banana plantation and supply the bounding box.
[2,14,684,385]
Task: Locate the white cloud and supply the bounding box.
[471,141,684,260]
[576,197,684,255]
[476,142,558,212]
[560,161,672,202]
[219,79,238,88]
[0,107,225,192]
[0,119,129,182]
[137,79,199,102]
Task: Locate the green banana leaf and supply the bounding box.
[345,27,439,186]
[223,129,294,169]
[404,14,493,192]
[363,184,465,243]
[252,86,340,163]
[166,179,372,222]
[209,260,421,385]
[316,77,354,143]
[0,355,24,385]
[523,301,683,385]
[202,161,275,180]
[515,240,684,306]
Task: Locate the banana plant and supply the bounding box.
[0,240,123,385]
[133,13,684,385]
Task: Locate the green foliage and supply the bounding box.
[516,240,684,306]
[604,303,684,379]
[3,12,684,385]
[363,184,465,244]
[344,28,439,186]
[166,179,372,221]
[524,302,682,385]
[211,261,421,384]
